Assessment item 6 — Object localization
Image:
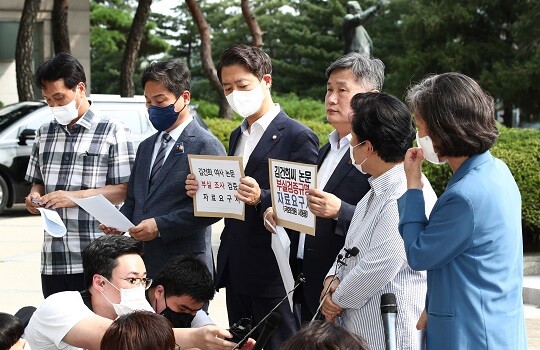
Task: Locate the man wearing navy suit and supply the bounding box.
[101,60,225,279]
[187,45,319,349]
[265,53,385,323]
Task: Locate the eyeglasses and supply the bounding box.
[113,276,153,290]
[350,140,366,149]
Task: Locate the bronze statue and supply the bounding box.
[343,1,383,55]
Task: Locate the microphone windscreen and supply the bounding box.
[380,293,397,314]
[349,247,359,256]
[266,311,282,330]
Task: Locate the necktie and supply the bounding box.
[149,133,171,186]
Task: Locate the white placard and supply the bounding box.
[188,155,245,220]
[269,159,317,235]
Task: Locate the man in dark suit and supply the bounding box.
[186,45,319,350]
[101,60,225,280]
[264,53,385,323]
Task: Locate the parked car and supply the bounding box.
[0,94,207,214]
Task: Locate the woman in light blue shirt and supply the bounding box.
[398,72,526,349]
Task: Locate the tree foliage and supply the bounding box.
[89,0,539,121]
[368,0,540,123]
[90,0,168,95]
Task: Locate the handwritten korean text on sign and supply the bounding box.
[188,155,244,220]
[269,159,317,234]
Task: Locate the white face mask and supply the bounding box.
[225,82,265,118]
[50,98,80,125]
[416,132,446,165]
[349,141,369,174]
[101,279,154,317]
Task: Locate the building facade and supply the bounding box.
[0,0,90,105]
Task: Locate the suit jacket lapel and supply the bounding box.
[322,148,355,193]
[244,113,286,175]
[147,121,195,197]
[229,127,242,156]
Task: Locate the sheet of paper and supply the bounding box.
[37,208,67,237]
[68,194,134,232]
[271,226,295,311]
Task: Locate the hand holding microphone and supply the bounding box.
[320,279,342,321]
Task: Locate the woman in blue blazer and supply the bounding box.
[397,72,526,349]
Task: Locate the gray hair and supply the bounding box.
[325,52,385,91]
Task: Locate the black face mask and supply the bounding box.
[159,297,196,328]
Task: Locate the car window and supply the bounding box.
[24,109,54,132]
[0,102,47,133]
[92,102,149,134]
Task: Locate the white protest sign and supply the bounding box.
[188,155,245,220]
[269,159,317,235]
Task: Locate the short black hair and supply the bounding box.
[281,321,369,350]
[0,312,24,350]
[83,235,143,289]
[153,256,215,303]
[406,72,498,157]
[216,44,272,83]
[351,92,415,162]
[35,52,86,89]
[140,59,191,98]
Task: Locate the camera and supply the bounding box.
[228,317,252,347]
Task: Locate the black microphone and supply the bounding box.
[295,272,306,284]
[252,312,282,350]
[231,273,304,350]
[344,247,359,258]
[381,293,397,350]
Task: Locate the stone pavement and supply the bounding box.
[1,204,538,348]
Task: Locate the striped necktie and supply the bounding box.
[149,133,172,186]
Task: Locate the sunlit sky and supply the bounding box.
[150,0,178,14]
[150,0,296,16]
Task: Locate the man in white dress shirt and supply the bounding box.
[264,52,384,323]
[321,92,437,350]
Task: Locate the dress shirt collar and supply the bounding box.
[161,114,194,142]
[240,103,281,134]
[328,130,352,151]
[57,104,95,132]
[368,163,405,196]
